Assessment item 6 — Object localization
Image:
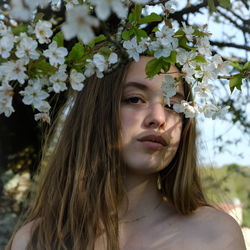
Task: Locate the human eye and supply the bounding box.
[123,96,144,104]
[165,103,177,113]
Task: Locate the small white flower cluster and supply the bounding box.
[0,18,86,122]
[0,0,233,122]
[121,22,230,119]
[84,53,118,78]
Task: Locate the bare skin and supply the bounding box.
[11,57,246,250]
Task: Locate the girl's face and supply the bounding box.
[120,57,184,175]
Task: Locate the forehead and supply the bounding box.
[124,57,184,96]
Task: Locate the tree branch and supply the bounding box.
[216,8,250,34]
[210,40,250,51]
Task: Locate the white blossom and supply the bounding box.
[0,35,14,59]
[194,82,213,98]
[84,52,119,78]
[0,83,14,117]
[1,60,28,84]
[212,105,230,120]
[138,38,149,52]
[34,100,51,123]
[35,112,51,123]
[0,21,9,36]
[36,100,51,113]
[50,0,61,11]
[49,65,68,93]
[149,40,171,58]
[164,1,175,13]
[197,36,211,56]
[123,37,145,62]
[9,0,33,21]
[176,48,196,67]
[90,0,128,21]
[35,20,53,44]
[62,5,99,44]
[84,60,97,78]
[84,59,104,78]
[14,32,29,43]
[161,75,178,106]
[197,62,217,84]
[211,54,231,75]
[149,26,178,58]
[70,69,85,91]
[65,0,79,10]
[108,52,118,64]
[25,0,52,9]
[132,0,150,4]
[19,79,49,109]
[182,22,194,41]
[43,41,68,66]
[182,64,196,84]
[203,103,218,118]
[15,36,40,64]
[173,100,200,118]
[93,54,108,73]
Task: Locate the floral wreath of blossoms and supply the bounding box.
[0,0,233,123]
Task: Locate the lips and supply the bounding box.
[138,134,167,149]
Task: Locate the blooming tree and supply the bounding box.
[0,0,249,174]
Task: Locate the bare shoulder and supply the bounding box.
[187,206,246,250]
[11,220,37,250]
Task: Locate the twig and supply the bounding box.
[210,41,250,51]
[216,8,250,34]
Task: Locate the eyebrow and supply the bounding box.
[124,81,185,100]
[123,81,148,91]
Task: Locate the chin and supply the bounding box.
[125,158,168,176]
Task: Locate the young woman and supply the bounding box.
[8,57,246,250]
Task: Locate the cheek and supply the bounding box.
[120,108,141,134]
[166,119,183,145]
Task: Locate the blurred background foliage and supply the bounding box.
[0,0,249,249]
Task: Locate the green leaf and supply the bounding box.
[230,62,243,71]
[88,34,106,48]
[30,59,56,77]
[174,29,185,37]
[134,28,147,42]
[122,29,134,40]
[218,0,231,8]
[11,24,28,36]
[152,26,159,33]
[243,61,250,70]
[0,58,8,64]
[229,75,242,92]
[208,0,217,13]
[93,34,106,44]
[179,36,194,50]
[68,42,85,61]
[34,12,45,23]
[138,13,162,24]
[145,58,162,78]
[193,55,207,63]
[128,12,135,23]
[98,46,111,57]
[162,51,177,65]
[192,29,207,37]
[53,31,64,47]
[161,60,170,73]
[134,4,142,22]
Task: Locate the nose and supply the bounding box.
[143,102,167,130]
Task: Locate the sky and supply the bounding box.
[184,1,250,167]
[148,1,250,167]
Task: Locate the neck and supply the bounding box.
[119,170,164,222]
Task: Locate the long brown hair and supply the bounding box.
[7,62,208,250]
